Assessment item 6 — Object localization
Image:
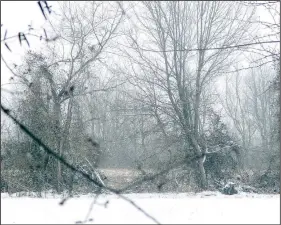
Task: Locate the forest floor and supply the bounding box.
[1,192,280,224]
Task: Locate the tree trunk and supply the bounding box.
[56,98,74,193]
[185,133,208,190]
[57,140,63,193]
[53,101,62,193]
[198,157,207,190]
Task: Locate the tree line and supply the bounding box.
[1,1,279,194]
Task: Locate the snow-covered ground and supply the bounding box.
[1,192,280,224]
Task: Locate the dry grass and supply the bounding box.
[97,168,156,189]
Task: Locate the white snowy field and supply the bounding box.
[1,192,280,224]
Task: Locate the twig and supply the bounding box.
[83,188,102,223]
[84,157,106,187]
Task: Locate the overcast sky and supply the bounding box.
[1,1,279,87]
[1,1,59,85]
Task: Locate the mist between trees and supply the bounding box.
[1,1,280,196]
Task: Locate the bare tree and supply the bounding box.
[221,72,257,154]
[117,1,257,189]
[3,1,125,192]
[220,64,278,172]
[246,67,278,165]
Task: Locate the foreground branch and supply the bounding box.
[1,104,160,224]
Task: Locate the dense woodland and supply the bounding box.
[1,1,280,195]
